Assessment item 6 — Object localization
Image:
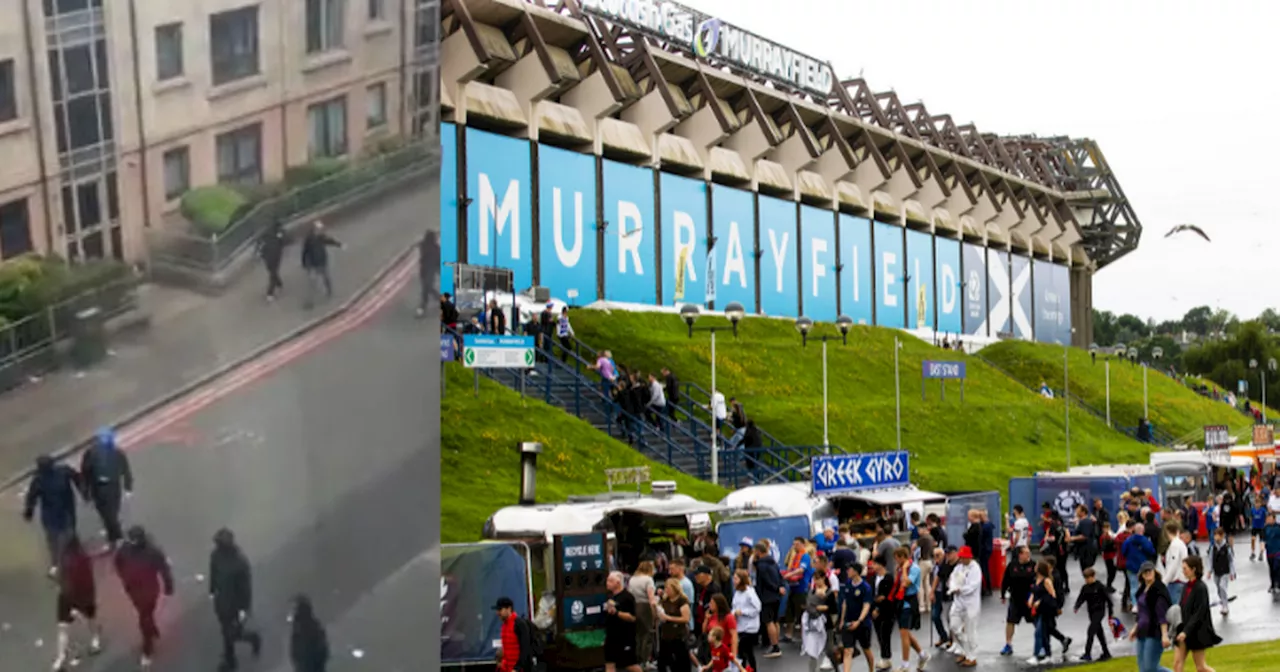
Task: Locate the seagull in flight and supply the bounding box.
[1165,224,1211,242]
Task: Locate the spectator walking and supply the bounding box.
[662,368,680,419]
[1250,494,1268,561]
[51,534,101,672]
[1073,568,1114,662]
[729,397,747,431]
[209,528,263,671]
[538,303,556,361]
[753,541,785,658]
[494,596,536,672]
[890,547,929,670]
[782,537,814,644]
[800,573,837,672]
[593,350,618,396]
[1171,556,1221,672]
[731,569,761,671]
[114,526,174,669]
[299,220,342,310]
[646,374,668,426]
[257,221,288,301]
[978,510,995,596]
[1009,505,1031,550]
[1070,504,1100,577]
[1207,527,1234,615]
[837,562,874,672]
[1264,512,1280,592]
[289,595,330,672]
[440,293,459,330]
[946,546,982,668]
[1026,560,1061,665]
[710,389,727,431]
[869,561,896,668]
[605,572,641,672]
[1129,562,1172,672]
[655,578,692,672]
[1163,521,1190,604]
[630,561,658,667]
[556,307,574,362]
[999,545,1036,657]
[1100,520,1119,593]
[1204,496,1221,542]
[23,454,82,576]
[80,427,133,550]
[930,547,954,651]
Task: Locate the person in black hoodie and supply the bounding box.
[257,221,288,301]
[661,368,680,419]
[416,230,438,319]
[52,534,101,671]
[80,427,133,550]
[290,595,329,672]
[1072,567,1113,662]
[23,454,83,576]
[209,528,263,671]
[753,541,785,658]
[999,545,1036,657]
[300,220,342,310]
[114,525,174,669]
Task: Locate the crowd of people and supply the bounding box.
[21,428,332,671]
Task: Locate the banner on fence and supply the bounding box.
[441,543,531,664]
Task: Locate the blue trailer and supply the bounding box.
[1009,469,1159,545]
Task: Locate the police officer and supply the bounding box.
[79,427,133,549]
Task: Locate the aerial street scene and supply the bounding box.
[0,0,1277,671]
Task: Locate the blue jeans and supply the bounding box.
[1128,570,1141,607]
[1167,581,1185,606]
[1135,636,1171,672]
[1033,617,1050,658]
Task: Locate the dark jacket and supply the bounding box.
[963,522,982,554]
[258,226,288,266]
[24,458,81,530]
[1073,581,1113,621]
[980,521,995,555]
[664,372,679,408]
[115,539,175,602]
[1002,560,1036,603]
[301,232,340,269]
[210,542,254,616]
[291,608,330,672]
[754,554,785,602]
[742,423,763,449]
[1175,579,1222,651]
[80,443,133,499]
[1135,580,1171,639]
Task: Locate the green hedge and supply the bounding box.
[180,186,247,237]
[0,255,131,323]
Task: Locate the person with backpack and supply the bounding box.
[1207,527,1234,616]
[495,596,540,672]
[80,427,133,550]
[23,454,83,576]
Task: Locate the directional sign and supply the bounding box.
[440,336,456,362]
[1253,424,1274,448]
[811,451,910,496]
[922,360,966,380]
[462,335,535,369]
[1203,425,1231,450]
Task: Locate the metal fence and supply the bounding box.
[149,141,441,272]
[0,277,139,391]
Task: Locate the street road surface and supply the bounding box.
[0,277,438,671]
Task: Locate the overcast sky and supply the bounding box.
[687,0,1278,322]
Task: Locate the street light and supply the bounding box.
[681,301,745,486]
[1144,348,1164,419]
[1090,342,1099,365]
[1065,328,1076,469]
[795,315,855,453]
[1127,347,1139,367]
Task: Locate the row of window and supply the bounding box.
[160,84,390,201]
[158,0,390,87]
[0,185,120,262]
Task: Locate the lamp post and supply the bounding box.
[1149,347,1164,420]
[895,336,904,452]
[1065,328,1076,469]
[795,315,854,453]
[1268,359,1277,424]
[681,301,746,487]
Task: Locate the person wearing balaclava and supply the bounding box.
[114,525,173,670]
[209,528,262,671]
[51,533,101,671]
[290,594,330,672]
[79,427,133,548]
[23,454,83,576]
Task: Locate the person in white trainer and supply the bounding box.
[946,546,983,668]
[52,534,102,671]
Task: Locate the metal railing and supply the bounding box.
[150,142,440,272]
[0,276,139,391]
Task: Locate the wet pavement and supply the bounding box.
[755,545,1279,671]
[0,280,440,671]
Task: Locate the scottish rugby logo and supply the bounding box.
[694,18,721,57]
[1053,490,1086,520]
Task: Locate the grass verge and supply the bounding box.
[568,310,1152,499]
[441,364,729,543]
[982,340,1269,445]
[1077,638,1280,670]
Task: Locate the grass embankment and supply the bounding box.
[569,310,1151,497]
[982,341,1270,445]
[1077,638,1280,670]
[440,365,729,543]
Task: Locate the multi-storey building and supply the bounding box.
[0,0,440,264]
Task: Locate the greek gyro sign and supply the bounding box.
[578,0,835,97]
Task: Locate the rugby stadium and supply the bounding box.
[435,0,1142,346]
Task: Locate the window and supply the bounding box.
[366,83,386,129]
[210,7,260,86]
[216,123,262,185]
[0,59,16,122]
[155,23,184,81]
[162,146,189,200]
[307,96,347,159]
[306,0,346,54]
[414,5,437,47]
[0,198,33,258]
[367,0,384,20]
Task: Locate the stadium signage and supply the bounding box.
[578,0,835,97]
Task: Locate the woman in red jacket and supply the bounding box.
[53,534,101,671]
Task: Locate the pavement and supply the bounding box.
[0,272,441,670]
[0,179,434,485]
[754,545,1280,672]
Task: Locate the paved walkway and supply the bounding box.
[0,180,436,482]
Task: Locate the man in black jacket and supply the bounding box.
[753,541,785,658]
[300,220,342,310]
[23,454,82,576]
[115,526,174,669]
[257,222,287,301]
[1072,567,1114,662]
[661,368,679,419]
[416,230,439,319]
[999,545,1036,657]
[209,529,262,671]
[80,427,133,549]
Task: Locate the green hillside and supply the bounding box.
[441,365,729,543]
[568,310,1151,497]
[982,340,1264,445]
[1078,637,1280,671]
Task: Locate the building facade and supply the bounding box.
[0,0,440,264]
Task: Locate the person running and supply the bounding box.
[655,578,693,672]
[890,547,929,670]
[946,546,982,668]
[289,595,330,672]
[299,220,342,310]
[837,563,874,672]
[209,528,263,671]
[114,526,174,669]
[80,427,133,550]
[51,534,101,671]
[23,454,82,577]
[731,569,761,672]
[257,221,288,301]
[999,545,1036,657]
[1171,556,1221,672]
[1206,527,1234,616]
[1073,567,1114,662]
[1026,561,1060,665]
[1250,494,1268,561]
[1129,562,1172,672]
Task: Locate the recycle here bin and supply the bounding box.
[988,539,1008,591]
[68,306,108,369]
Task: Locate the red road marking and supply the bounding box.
[116,255,417,452]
